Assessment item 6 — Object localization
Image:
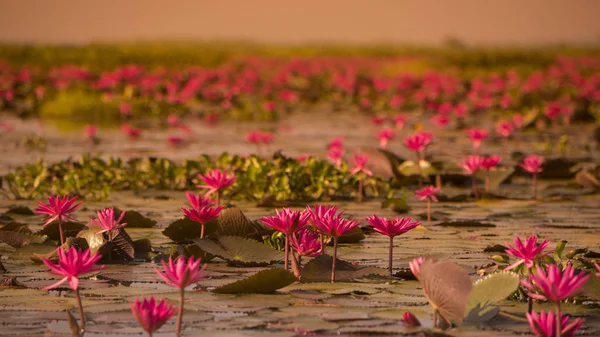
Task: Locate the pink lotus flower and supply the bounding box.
[504,236,551,270]
[376,128,395,148]
[327,137,344,150]
[83,124,97,138]
[313,213,360,282]
[185,192,214,211]
[350,154,373,176]
[461,155,483,198]
[262,100,276,112]
[371,115,389,126]
[90,207,127,239]
[327,147,344,167]
[594,262,600,277]
[155,256,207,289]
[521,155,544,173]
[366,215,420,274]
[131,297,176,337]
[389,95,404,109]
[526,311,584,337]
[260,208,310,270]
[155,256,207,336]
[512,114,524,129]
[481,155,501,170]
[290,229,323,257]
[394,114,407,129]
[119,102,132,116]
[181,206,223,238]
[121,124,142,140]
[246,131,263,144]
[404,131,434,162]
[167,114,180,127]
[167,136,184,146]
[431,114,450,128]
[415,185,440,202]
[465,128,489,152]
[35,195,82,245]
[496,120,514,138]
[197,169,236,205]
[402,311,421,327]
[521,264,589,303]
[409,256,425,280]
[461,155,483,175]
[41,247,103,290]
[296,154,310,162]
[520,155,544,199]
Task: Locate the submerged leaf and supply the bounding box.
[214,268,297,294]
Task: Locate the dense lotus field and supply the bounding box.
[0,48,599,337]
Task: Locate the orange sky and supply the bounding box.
[0,0,599,45]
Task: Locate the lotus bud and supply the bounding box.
[402,311,421,327]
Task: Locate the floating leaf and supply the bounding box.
[4,206,35,216]
[214,268,296,294]
[77,225,105,252]
[301,255,356,283]
[338,226,365,243]
[436,220,495,228]
[0,222,32,234]
[0,231,46,248]
[114,208,156,228]
[97,228,135,262]
[465,272,520,322]
[39,221,85,241]
[162,217,219,243]
[419,259,472,326]
[195,236,282,266]
[217,207,268,240]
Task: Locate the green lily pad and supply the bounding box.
[195,236,283,266]
[214,268,297,294]
[39,221,85,241]
[465,271,520,322]
[162,217,219,242]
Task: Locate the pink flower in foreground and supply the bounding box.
[35,195,82,227]
[520,155,544,173]
[415,185,440,202]
[504,236,551,270]
[409,257,425,280]
[130,297,176,336]
[465,128,489,151]
[185,192,214,211]
[366,215,420,238]
[481,155,501,170]
[41,247,103,290]
[90,207,127,235]
[376,128,395,148]
[350,154,373,176]
[198,169,236,196]
[461,155,483,175]
[521,264,589,303]
[290,229,323,257]
[259,208,309,236]
[402,311,421,327]
[181,206,223,237]
[305,205,341,229]
[155,256,207,289]
[526,311,584,337]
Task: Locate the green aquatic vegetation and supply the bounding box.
[1,153,393,202]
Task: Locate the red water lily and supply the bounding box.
[35,195,82,245]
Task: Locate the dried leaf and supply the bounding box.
[214,268,297,294]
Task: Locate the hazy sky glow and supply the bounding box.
[0,0,598,45]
